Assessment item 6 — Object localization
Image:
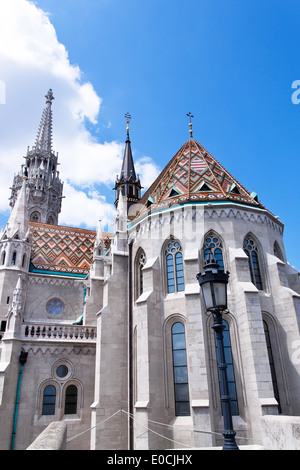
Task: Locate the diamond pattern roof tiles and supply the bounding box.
[134,138,269,221]
[30,222,111,276]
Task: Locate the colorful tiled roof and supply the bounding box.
[134,138,268,220]
[29,222,111,277]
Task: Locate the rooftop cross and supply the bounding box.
[186,112,194,138]
[125,112,131,137]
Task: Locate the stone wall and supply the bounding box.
[27,421,67,450]
[261,415,300,450]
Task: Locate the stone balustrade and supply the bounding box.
[22,323,96,342]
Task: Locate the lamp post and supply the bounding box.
[197,252,239,450]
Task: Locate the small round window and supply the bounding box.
[46,298,64,316]
[56,365,68,378]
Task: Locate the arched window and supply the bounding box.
[42,385,56,415]
[243,236,263,290]
[136,250,147,297]
[64,384,78,414]
[214,320,239,415]
[203,232,224,270]
[273,241,284,262]
[22,253,26,268]
[171,322,190,416]
[11,251,17,266]
[165,240,184,293]
[263,320,281,413]
[1,251,6,265]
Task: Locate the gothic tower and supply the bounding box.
[9,89,63,225]
[114,114,141,215]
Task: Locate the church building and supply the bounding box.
[0,91,299,450]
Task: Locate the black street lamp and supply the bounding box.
[197,252,239,450]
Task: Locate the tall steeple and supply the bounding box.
[35,89,54,153]
[114,113,141,215]
[9,89,63,225]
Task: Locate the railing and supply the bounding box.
[22,323,96,342]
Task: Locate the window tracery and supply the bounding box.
[243,236,263,290]
[203,232,224,270]
[165,240,184,293]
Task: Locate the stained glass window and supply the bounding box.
[203,232,224,270]
[172,322,190,416]
[64,385,78,415]
[214,320,239,415]
[137,250,147,296]
[263,321,281,413]
[42,385,56,415]
[165,241,184,293]
[243,236,263,290]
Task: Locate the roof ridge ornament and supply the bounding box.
[125,112,131,140]
[45,88,55,105]
[186,112,194,138]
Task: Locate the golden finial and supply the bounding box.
[186,112,194,138]
[125,112,131,134]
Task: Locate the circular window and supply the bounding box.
[46,298,64,316]
[51,359,73,382]
[56,365,68,378]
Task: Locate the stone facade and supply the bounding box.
[90,200,300,449]
[0,93,299,450]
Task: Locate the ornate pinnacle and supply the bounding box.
[35,89,54,152]
[45,89,55,105]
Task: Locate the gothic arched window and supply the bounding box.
[64,384,78,415]
[263,320,282,413]
[171,322,190,416]
[11,251,17,266]
[203,232,224,270]
[214,319,239,415]
[243,236,263,290]
[42,385,56,415]
[1,251,6,265]
[136,249,147,297]
[273,241,284,262]
[165,240,184,293]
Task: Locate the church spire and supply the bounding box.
[114,114,141,215]
[121,113,137,181]
[35,89,54,153]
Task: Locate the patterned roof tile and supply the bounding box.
[30,222,111,276]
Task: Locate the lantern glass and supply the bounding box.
[201,282,214,310]
[200,279,228,311]
[213,281,227,309]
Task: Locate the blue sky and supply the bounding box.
[0,0,299,270]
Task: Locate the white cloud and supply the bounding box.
[135,156,160,189]
[0,0,159,232]
[59,182,115,231]
[0,0,157,231]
